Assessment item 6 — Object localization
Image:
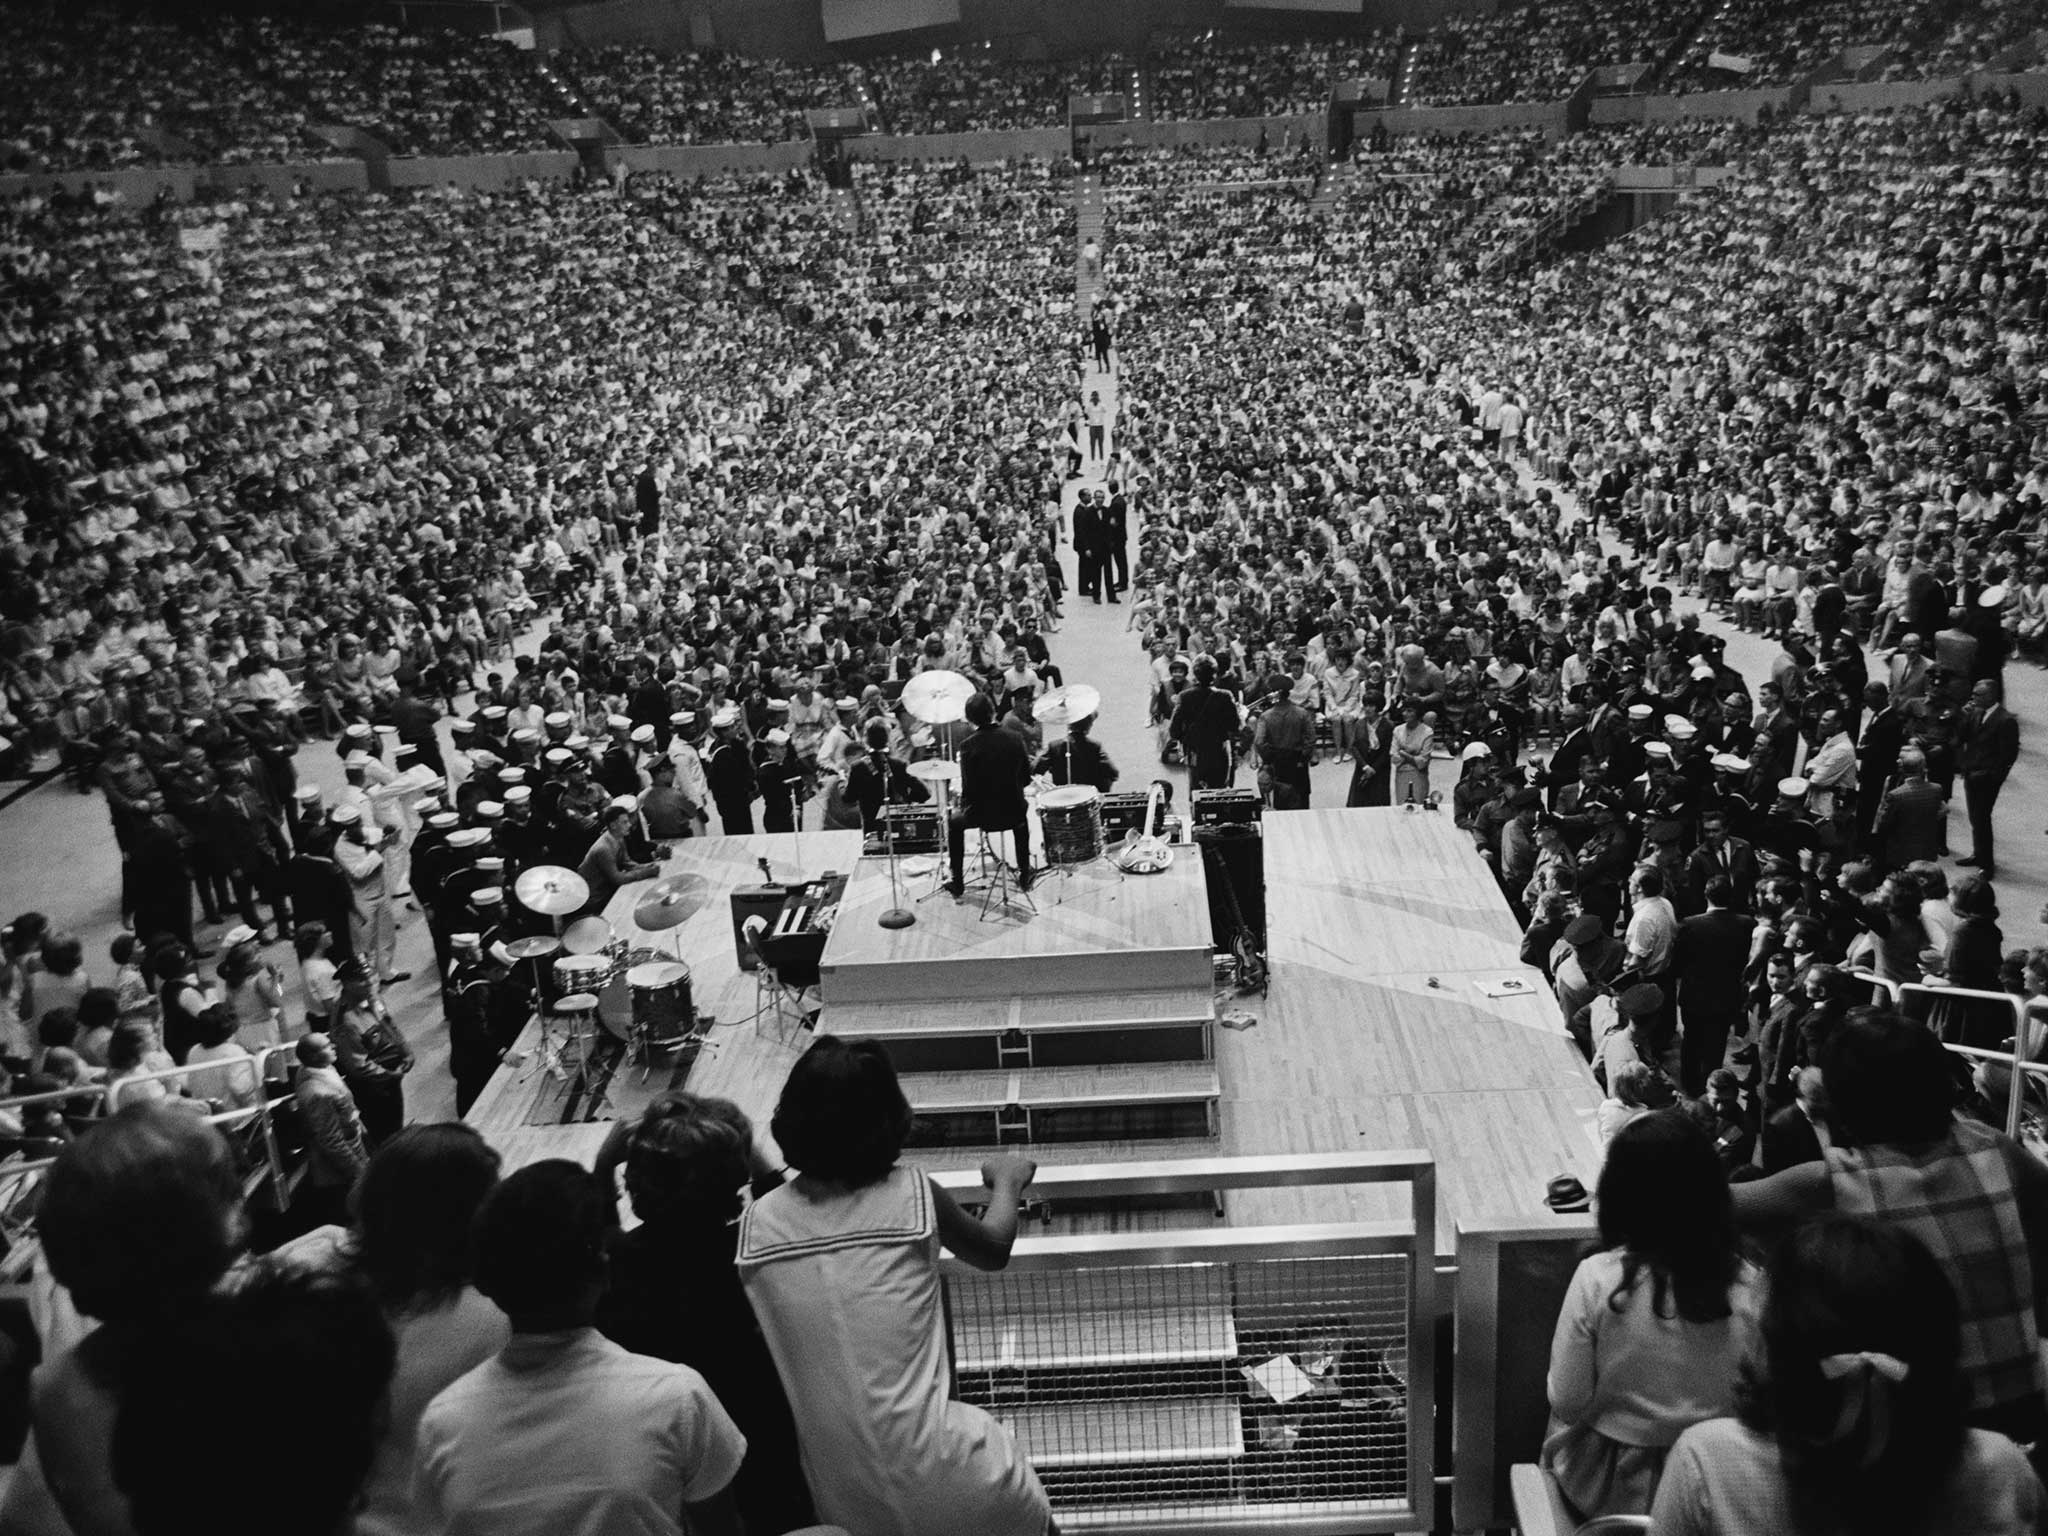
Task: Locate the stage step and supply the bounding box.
[822,988,1214,1073]
[951,1265,1236,1373]
[907,1063,1220,1148]
[1001,1395,1245,1469]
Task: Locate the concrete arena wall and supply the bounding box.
[614,141,818,175]
[386,151,583,189]
[1355,99,1569,134]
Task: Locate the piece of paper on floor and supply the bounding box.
[1242,1354,1316,1404]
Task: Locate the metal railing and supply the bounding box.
[1843,974,2045,1138]
[933,1152,1436,1535]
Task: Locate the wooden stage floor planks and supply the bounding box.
[464,811,1604,1260]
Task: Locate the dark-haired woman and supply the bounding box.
[1652,1215,2042,1535]
[276,1122,507,1536]
[597,1095,816,1536]
[1542,1111,1762,1519]
[1733,1009,2048,1445]
[738,1035,1050,1536]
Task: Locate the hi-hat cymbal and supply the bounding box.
[514,864,590,916]
[1032,682,1101,725]
[908,758,961,785]
[634,874,711,932]
[503,935,562,962]
[900,670,977,724]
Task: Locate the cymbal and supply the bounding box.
[908,758,960,785]
[502,935,562,962]
[633,874,711,932]
[561,915,612,954]
[1032,683,1101,725]
[513,864,590,916]
[900,670,977,724]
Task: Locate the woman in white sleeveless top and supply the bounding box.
[739,1036,1050,1536]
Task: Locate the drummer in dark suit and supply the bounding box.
[946,692,1035,896]
[1034,712,1118,792]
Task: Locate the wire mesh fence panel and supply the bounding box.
[948,1251,1415,1529]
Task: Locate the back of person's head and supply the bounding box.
[37,1006,80,1053]
[195,1008,238,1051]
[113,1264,395,1536]
[1821,1009,1955,1147]
[352,1124,502,1311]
[1949,873,1997,922]
[1596,1109,1740,1323]
[1739,1215,1965,1536]
[1702,874,1734,909]
[1610,1061,1675,1111]
[105,1019,157,1073]
[78,987,118,1035]
[624,1094,753,1228]
[40,1105,243,1325]
[294,922,329,961]
[472,1160,608,1322]
[864,720,890,753]
[1906,860,1948,901]
[965,691,995,727]
[771,1035,912,1187]
[40,933,83,978]
[109,933,137,968]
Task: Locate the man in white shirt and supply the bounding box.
[417,1161,746,1536]
[1801,708,1857,825]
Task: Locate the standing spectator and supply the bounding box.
[1733,1011,2048,1440]
[416,1161,747,1536]
[294,1032,371,1229]
[1956,679,2018,877]
[1673,876,1754,1094]
[330,959,414,1146]
[738,1037,1050,1536]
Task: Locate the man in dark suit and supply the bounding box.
[1102,486,1130,599]
[1958,678,2020,875]
[1168,656,1242,791]
[1071,490,1103,602]
[946,691,1034,895]
[1684,807,1758,914]
[1672,875,1755,1094]
[1853,681,1903,846]
[1872,746,1946,869]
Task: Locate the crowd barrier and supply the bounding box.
[932,1151,1437,1533]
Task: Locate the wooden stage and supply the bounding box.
[464,811,1603,1260]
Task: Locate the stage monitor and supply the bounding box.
[1224,0,1364,12]
[821,0,961,42]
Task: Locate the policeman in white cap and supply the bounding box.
[667,711,712,837]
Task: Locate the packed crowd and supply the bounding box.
[1146,33,1401,120]
[5,33,2048,1536]
[10,5,2048,172]
[1095,98,2048,1530]
[560,46,865,146]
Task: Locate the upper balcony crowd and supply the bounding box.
[4,0,2046,172]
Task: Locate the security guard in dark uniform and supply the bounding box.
[446,932,512,1115]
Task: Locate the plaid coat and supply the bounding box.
[1828,1118,2044,1412]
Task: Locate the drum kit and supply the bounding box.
[501,862,709,1088]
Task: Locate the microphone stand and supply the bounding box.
[877,787,915,929]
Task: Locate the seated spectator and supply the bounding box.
[1599,1059,1677,1142]
[1652,1215,2043,1534]
[415,1160,746,1536]
[597,1095,817,1535]
[180,1008,259,1110]
[1544,1110,1763,1519]
[739,1036,1050,1536]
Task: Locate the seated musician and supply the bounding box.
[945,692,1034,896]
[845,723,928,832]
[576,803,663,919]
[1033,713,1119,793]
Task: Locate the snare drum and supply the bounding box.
[628,960,695,1045]
[1039,785,1104,866]
[553,952,616,1002]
